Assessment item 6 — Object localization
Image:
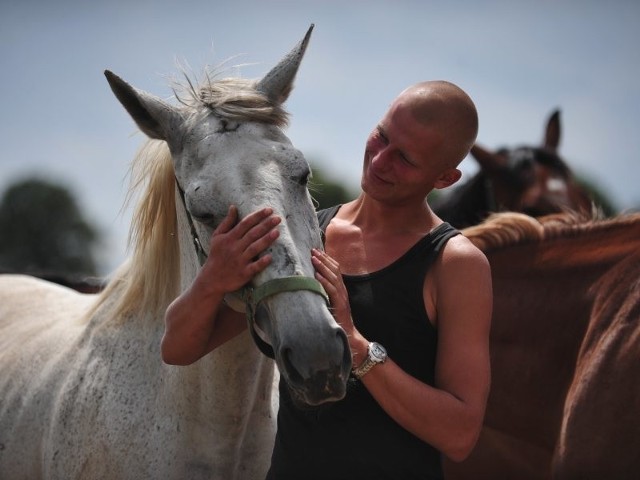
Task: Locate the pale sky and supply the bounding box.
[1,0,639,275]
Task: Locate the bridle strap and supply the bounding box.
[242,276,330,359]
[245,276,329,309]
[175,179,209,266]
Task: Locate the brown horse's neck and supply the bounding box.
[483,216,640,450]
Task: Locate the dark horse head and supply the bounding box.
[432,110,594,228]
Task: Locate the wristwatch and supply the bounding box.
[352,342,387,379]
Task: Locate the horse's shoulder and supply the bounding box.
[0,273,89,297]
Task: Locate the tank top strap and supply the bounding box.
[428,222,460,255]
[404,222,459,282]
[317,205,342,246]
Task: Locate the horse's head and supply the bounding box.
[433,110,593,228]
[105,25,351,406]
[470,110,592,219]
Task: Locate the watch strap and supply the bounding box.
[352,357,376,379]
[352,342,386,379]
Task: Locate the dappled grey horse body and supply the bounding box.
[0,25,350,479]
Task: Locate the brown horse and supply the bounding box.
[433,110,594,228]
[444,212,640,479]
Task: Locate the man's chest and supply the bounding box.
[324,226,425,276]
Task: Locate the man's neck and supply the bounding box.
[340,194,441,236]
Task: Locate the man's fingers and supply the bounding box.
[233,207,275,239]
[311,249,340,277]
[214,205,239,235]
[246,213,281,243]
[244,228,280,260]
[242,215,280,248]
[248,254,273,276]
[212,206,280,254]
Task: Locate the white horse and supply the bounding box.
[0,25,350,480]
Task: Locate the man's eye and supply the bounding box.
[369,131,383,146]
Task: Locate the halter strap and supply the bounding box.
[175,179,209,266]
[242,276,330,359]
[245,276,329,308]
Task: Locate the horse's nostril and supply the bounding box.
[282,348,304,386]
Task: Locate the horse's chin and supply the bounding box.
[252,320,349,407]
[286,383,345,410]
[281,368,349,408]
[256,305,351,407]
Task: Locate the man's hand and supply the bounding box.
[199,205,281,296]
[311,249,353,332]
[312,248,369,365]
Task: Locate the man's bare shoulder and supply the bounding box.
[432,230,492,334]
[441,232,490,270]
[429,232,492,306]
[424,229,491,307]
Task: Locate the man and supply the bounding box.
[162,81,492,479]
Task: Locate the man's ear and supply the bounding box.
[434,168,462,189]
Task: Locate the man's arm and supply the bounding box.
[311,239,492,461]
[161,206,281,365]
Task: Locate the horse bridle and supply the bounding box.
[175,180,330,358]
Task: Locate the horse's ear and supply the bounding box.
[256,24,313,105]
[105,70,182,141]
[543,109,561,153]
[470,144,509,171]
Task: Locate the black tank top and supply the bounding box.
[266,206,460,480]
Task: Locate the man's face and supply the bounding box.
[360,98,444,204]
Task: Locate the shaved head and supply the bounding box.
[394,81,478,169]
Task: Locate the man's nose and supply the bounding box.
[371,146,393,171]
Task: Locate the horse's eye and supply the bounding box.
[192,213,217,228]
[291,170,310,186]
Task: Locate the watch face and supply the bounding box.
[370,342,387,361]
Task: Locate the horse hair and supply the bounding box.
[85,140,179,323]
[172,68,290,127]
[463,211,640,253]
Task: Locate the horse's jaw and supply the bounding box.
[224,290,247,313]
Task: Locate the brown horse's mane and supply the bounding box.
[462,211,640,253]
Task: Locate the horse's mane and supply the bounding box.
[172,69,290,127]
[84,70,294,323]
[86,140,179,322]
[463,211,640,252]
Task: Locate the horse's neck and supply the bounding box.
[483,224,638,445]
[172,189,277,412]
[531,219,639,268]
[163,333,276,417]
[159,333,277,477]
[434,173,491,227]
